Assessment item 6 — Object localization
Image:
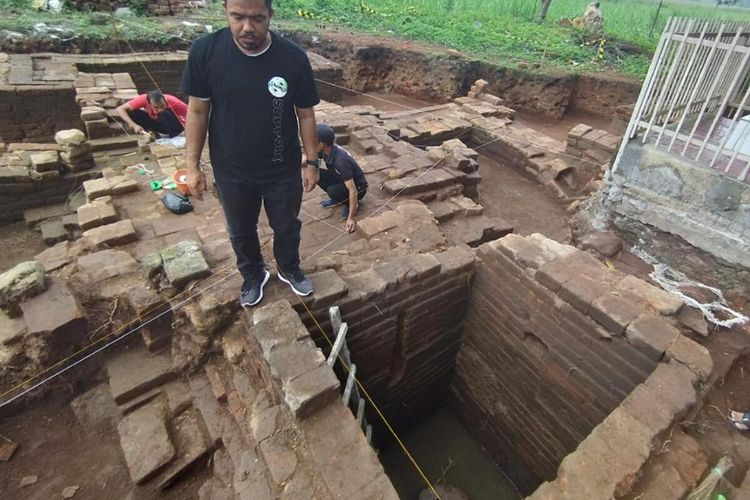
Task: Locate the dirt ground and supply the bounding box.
[0,393,207,500]
[0,222,48,271]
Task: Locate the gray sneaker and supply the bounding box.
[278,268,314,296]
[240,270,270,308]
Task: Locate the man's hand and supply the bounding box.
[345,218,357,233]
[302,165,319,193]
[186,167,207,200]
[131,124,145,135]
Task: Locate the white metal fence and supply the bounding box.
[615,17,750,182]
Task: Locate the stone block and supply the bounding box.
[283,364,340,418]
[374,253,442,288]
[77,249,138,283]
[153,409,210,489]
[579,231,622,258]
[434,245,476,276]
[357,210,405,239]
[643,361,698,416]
[259,434,298,485]
[30,151,60,172]
[160,240,210,289]
[590,293,642,335]
[448,195,483,216]
[35,242,74,273]
[558,273,612,315]
[305,269,348,308]
[109,176,139,196]
[343,269,387,304]
[107,349,176,404]
[568,123,593,139]
[676,307,708,337]
[0,261,46,309]
[21,279,85,345]
[614,275,683,316]
[621,383,676,439]
[269,342,327,383]
[117,400,176,484]
[625,313,680,361]
[536,250,606,292]
[250,405,280,444]
[83,177,112,201]
[142,252,164,280]
[665,335,713,380]
[55,129,86,147]
[84,219,138,248]
[251,300,310,358]
[39,219,68,246]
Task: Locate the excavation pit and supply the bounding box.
[0,38,742,500]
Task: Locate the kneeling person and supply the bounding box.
[316,124,368,233]
[117,90,188,138]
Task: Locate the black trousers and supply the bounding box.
[129,109,184,138]
[214,170,303,280]
[318,168,367,203]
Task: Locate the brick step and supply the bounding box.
[89,135,139,153]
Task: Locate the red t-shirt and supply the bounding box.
[127,94,188,126]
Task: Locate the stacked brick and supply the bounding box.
[74,72,138,140]
[566,123,621,168]
[453,233,712,495]
[54,129,95,172]
[0,143,101,223]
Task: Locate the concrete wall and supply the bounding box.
[451,234,691,492]
[607,142,750,293]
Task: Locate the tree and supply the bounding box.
[538,0,553,21]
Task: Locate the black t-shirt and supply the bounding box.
[325,145,368,191]
[181,29,320,182]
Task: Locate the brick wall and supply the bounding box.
[78,51,344,102]
[451,234,674,492]
[0,86,83,143]
[296,247,478,433]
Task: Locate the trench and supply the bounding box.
[0,36,661,500]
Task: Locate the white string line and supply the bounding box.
[2,21,557,407]
[0,267,239,409]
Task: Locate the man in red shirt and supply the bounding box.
[116,90,188,138]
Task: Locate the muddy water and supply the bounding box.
[380,407,521,500]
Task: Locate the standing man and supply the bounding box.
[316,124,367,233]
[181,0,321,307]
[116,90,187,138]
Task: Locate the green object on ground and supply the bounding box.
[150,180,162,191]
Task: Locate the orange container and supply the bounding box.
[172,169,190,196]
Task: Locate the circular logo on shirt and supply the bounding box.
[268,77,288,98]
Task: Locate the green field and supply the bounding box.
[1,0,749,78]
[273,0,750,77]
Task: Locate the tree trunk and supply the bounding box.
[538,0,553,21]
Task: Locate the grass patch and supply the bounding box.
[270,0,750,78]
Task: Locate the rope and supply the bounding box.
[0,265,240,408]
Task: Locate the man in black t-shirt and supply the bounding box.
[181,0,321,307]
[316,124,368,234]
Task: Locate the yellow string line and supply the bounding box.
[294,291,442,500]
